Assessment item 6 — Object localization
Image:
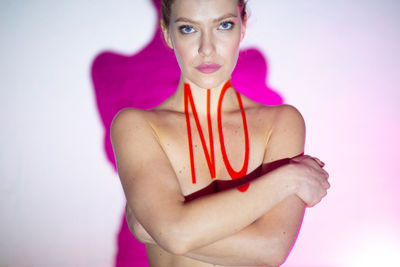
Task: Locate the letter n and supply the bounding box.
[184,83,216,184]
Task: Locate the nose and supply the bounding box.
[198,31,215,57]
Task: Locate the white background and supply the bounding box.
[1,0,399,266]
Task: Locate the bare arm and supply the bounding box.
[127,186,305,267]
[127,105,330,266]
[111,108,301,255]
[184,106,316,265]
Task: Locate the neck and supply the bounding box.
[171,77,241,117]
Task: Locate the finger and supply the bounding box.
[319,176,330,189]
[290,154,306,163]
[311,157,325,167]
[292,155,314,165]
[303,157,323,169]
[322,179,330,189]
[326,181,331,189]
[301,155,326,168]
[308,159,329,175]
[318,168,329,178]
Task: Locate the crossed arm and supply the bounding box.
[127,193,305,266]
[111,105,328,266]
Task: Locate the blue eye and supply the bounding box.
[179,25,196,34]
[219,21,234,30]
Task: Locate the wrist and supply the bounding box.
[267,164,299,197]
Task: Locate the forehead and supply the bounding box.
[170,0,239,22]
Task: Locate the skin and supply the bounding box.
[111,0,330,266]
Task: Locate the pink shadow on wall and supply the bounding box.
[91,1,283,266]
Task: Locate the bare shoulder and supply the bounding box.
[110,107,162,141]
[111,107,149,132]
[110,106,183,196]
[254,104,305,162]
[109,108,163,168]
[271,104,305,130]
[241,94,304,129]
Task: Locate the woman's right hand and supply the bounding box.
[284,155,330,207]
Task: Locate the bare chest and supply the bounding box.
[153,111,270,197]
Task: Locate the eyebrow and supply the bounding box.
[175,13,238,24]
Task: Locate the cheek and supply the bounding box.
[173,38,197,68]
[218,34,241,63]
[217,25,242,54]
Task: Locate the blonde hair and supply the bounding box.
[160,0,247,26]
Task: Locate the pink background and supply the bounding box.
[1,1,399,266]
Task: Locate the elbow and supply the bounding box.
[128,220,147,244]
[260,252,288,267]
[127,214,192,254]
[267,254,288,267]
[272,247,292,267]
[260,238,292,267]
[156,224,192,256]
[164,239,189,256]
[260,255,286,267]
[127,220,189,254]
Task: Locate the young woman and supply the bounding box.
[111,0,330,266]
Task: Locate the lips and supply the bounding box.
[195,63,221,74]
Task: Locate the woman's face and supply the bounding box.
[163,0,246,89]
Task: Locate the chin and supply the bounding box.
[196,78,224,89]
[188,70,232,90]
